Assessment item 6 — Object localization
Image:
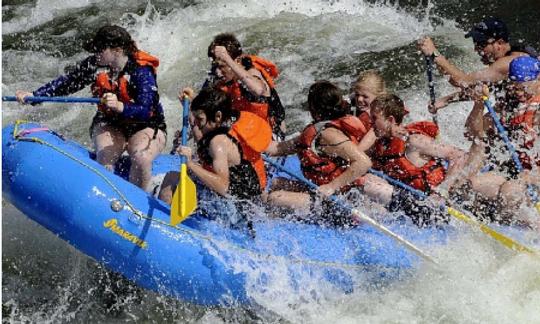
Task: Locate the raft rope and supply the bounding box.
[12,120,398,271]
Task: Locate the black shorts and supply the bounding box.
[90,113,167,140]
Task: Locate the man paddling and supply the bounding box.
[418,17,536,112]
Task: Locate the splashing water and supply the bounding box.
[2,0,540,322]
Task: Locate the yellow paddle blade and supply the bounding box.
[446,207,537,255]
[535,202,540,215]
[170,164,197,226]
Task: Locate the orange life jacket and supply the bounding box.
[92,50,160,115]
[371,121,446,193]
[298,115,371,188]
[198,111,272,194]
[506,94,540,168]
[219,55,279,123]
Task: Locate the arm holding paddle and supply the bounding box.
[14,55,98,104]
[176,136,232,197]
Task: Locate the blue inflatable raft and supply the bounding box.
[3,121,449,306]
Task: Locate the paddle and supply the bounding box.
[2,96,101,104]
[368,168,538,255]
[483,97,540,214]
[425,56,438,124]
[170,98,197,226]
[263,156,437,264]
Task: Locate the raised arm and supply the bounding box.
[213,46,270,97]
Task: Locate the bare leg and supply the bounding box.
[267,180,312,211]
[468,171,507,199]
[92,125,126,171]
[267,190,312,211]
[158,171,179,205]
[127,128,166,191]
[361,173,394,205]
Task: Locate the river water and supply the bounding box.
[2,0,540,322]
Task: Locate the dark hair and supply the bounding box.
[307,80,348,121]
[370,94,406,124]
[191,87,233,122]
[207,33,243,60]
[83,25,138,55]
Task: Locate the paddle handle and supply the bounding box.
[425,56,438,124]
[2,96,101,104]
[179,98,190,163]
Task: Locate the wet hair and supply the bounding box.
[353,70,386,96]
[307,80,348,121]
[191,87,233,122]
[207,33,243,60]
[370,94,406,124]
[83,25,138,56]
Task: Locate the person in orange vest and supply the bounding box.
[266,80,376,226]
[16,25,166,191]
[205,33,286,140]
[159,87,271,227]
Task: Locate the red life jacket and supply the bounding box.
[91,50,160,115]
[298,115,371,188]
[506,94,540,168]
[219,55,279,123]
[198,111,272,194]
[371,121,446,193]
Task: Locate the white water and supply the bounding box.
[2,0,540,322]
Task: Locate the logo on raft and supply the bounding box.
[103,218,148,249]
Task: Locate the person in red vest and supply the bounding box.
[452,57,540,224]
[16,25,166,191]
[368,94,470,225]
[159,87,271,227]
[266,80,375,226]
[465,56,540,177]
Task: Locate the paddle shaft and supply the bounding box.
[263,156,437,264]
[2,96,101,104]
[425,56,437,124]
[483,98,540,208]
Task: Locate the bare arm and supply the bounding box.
[266,135,300,156]
[418,36,510,87]
[408,134,466,189]
[357,128,377,152]
[214,46,270,97]
[464,99,487,140]
[318,127,372,195]
[185,135,232,197]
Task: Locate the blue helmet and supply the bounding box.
[509,56,540,82]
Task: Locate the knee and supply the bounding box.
[499,181,525,207]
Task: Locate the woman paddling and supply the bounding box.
[15,25,167,191]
